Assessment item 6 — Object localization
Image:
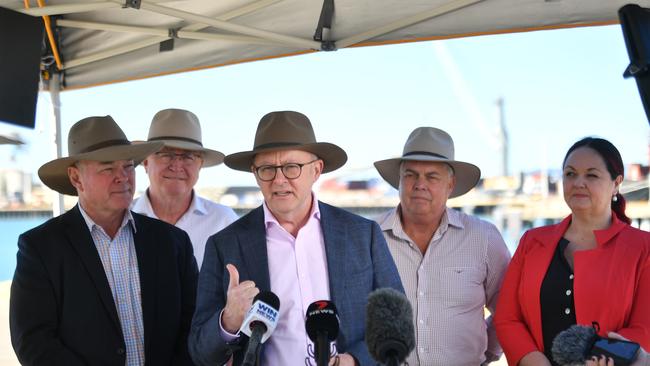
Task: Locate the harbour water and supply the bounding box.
[0,214,51,281]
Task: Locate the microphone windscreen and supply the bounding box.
[365,288,415,364]
[305,300,340,342]
[254,291,280,311]
[551,324,597,366]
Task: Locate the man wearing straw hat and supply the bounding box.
[189,111,403,366]
[10,116,198,366]
[133,108,238,269]
[374,127,510,366]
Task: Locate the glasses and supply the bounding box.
[154,151,202,165]
[253,159,319,182]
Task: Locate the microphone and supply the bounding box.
[365,288,415,366]
[305,300,340,366]
[552,324,596,366]
[552,324,641,366]
[239,291,281,366]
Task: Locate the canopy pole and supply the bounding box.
[17,2,120,17]
[56,19,280,45]
[336,0,484,48]
[127,1,322,50]
[59,0,284,70]
[50,73,64,216]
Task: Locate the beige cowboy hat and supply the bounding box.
[374,127,481,198]
[144,108,225,167]
[38,116,163,196]
[224,111,347,173]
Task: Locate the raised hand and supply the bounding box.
[221,264,260,333]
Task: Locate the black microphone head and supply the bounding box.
[552,324,597,366]
[253,291,280,311]
[305,300,339,342]
[254,291,280,311]
[365,288,415,364]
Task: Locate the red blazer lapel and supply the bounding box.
[521,216,571,350]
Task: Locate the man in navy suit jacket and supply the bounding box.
[10,116,198,365]
[189,111,403,366]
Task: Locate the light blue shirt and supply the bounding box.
[78,205,144,366]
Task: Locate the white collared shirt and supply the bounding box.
[132,190,238,268]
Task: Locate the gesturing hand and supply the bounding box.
[221,264,260,334]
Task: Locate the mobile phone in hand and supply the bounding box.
[590,337,640,366]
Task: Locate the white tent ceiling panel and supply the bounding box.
[1,0,649,90]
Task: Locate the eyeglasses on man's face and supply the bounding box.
[253,159,319,182]
[154,151,202,165]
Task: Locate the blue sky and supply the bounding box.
[1,24,648,191]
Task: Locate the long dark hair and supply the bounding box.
[562,137,630,224]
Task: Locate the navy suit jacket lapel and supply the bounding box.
[238,206,271,292]
[319,202,347,306]
[63,205,122,336]
[132,213,155,354]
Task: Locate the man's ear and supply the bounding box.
[68,165,83,193]
[142,158,150,173]
[447,173,457,196]
[313,159,324,179]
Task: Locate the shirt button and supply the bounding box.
[419,291,425,297]
[566,290,572,296]
[569,274,574,280]
[116,348,125,355]
[565,308,571,315]
[418,319,424,325]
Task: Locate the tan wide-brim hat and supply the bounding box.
[374,127,481,198]
[144,108,224,167]
[38,116,163,196]
[224,111,347,173]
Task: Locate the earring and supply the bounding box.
[612,195,618,202]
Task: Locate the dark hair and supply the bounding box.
[562,137,630,224]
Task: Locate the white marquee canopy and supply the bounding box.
[2,0,647,91]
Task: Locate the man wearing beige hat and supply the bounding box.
[374,127,510,366]
[132,108,238,268]
[189,111,403,366]
[10,116,198,366]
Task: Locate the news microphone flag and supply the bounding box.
[239,291,280,343]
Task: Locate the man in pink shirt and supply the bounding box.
[189,111,403,366]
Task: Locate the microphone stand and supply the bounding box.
[242,326,264,366]
[315,330,330,366]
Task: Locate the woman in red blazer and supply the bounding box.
[494,137,650,366]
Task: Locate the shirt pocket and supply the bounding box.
[439,267,485,308]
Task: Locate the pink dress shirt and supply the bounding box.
[219,193,332,365]
[263,193,331,365]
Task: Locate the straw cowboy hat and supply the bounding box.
[224,111,347,173]
[374,127,481,198]
[38,116,163,196]
[145,108,225,167]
